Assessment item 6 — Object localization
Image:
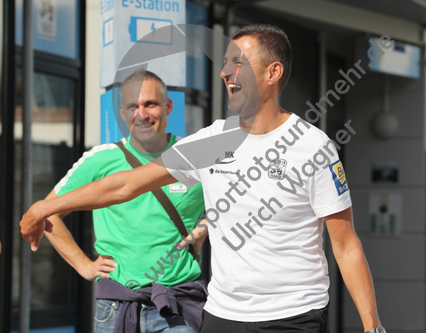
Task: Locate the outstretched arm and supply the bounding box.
[21,158,177,251]
[325,207,381,332]
[43,190,117,280]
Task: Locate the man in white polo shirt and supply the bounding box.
[21,24,385,333]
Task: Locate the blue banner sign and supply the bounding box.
[100,0,186,88]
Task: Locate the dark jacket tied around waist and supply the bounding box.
[95,276,208,333]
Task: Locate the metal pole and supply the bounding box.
[0,0,16,331]
[318,31,327,132]
[19,0,33,332]
[221,4,231,119]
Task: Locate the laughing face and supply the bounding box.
[120,78,173,152]
[220,36,262,120]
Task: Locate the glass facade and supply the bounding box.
[186,1,209,92]
[15,0,80,59]
[4,0,209,331]
[0,0,88,331]
[12,69,76,311]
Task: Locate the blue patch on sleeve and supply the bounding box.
[329,160,349,196]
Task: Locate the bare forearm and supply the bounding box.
[21,158,176,251]
[33,161,175,221]
[180,219,209,254]
[326,208,381,331]
[40,171,134,219]
[44,215,117,280]
[335,243,380,331]
[43,191,92,274]
[43,191,117,280]
[44,216,90,273]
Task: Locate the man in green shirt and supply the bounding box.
[43,70,206,333]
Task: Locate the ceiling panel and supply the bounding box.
[326,0,426,24]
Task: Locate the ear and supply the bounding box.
[120,105,126,122]
[267,62,284,87]
[166,98,173,116]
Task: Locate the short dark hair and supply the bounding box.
[121,69,168,103]
[231,24,292,91]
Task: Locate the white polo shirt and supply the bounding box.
[162,113,352,321]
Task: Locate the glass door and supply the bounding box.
[11,68,78,332]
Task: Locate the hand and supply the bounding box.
[20,201,54,251]
[79,256,117,281]
[179,219,208,255]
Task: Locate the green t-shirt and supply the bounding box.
[54,134,205,287]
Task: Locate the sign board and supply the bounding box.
[100,89,185,144]
[15,0,79,59]
[372,162,398,183]
[100,0,186,88]
[166,90,185,138]
[129,17,173,44]
[366,37,421,79]
[100,89,123,144]
[369,192,402,236]
[37,0,57,41]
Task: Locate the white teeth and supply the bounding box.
[228,83,241,89]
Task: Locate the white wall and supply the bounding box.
[84,1,105,329]
[344,67,426,333]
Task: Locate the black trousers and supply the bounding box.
[200,305,330,333]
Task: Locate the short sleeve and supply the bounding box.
[308,138,352,218]
[162,136,202,188]
[162,118,247,188]
[54,145,116,196]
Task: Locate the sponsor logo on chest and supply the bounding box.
[169,184,187,193]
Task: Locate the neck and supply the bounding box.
[242,99,291,135]
[130,133,170,153]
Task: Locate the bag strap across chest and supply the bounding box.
[114,141,198,260]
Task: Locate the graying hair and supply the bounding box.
[121,69,168,103]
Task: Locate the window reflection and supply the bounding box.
[13,69,75,309]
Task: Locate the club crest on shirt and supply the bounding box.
[268,158,287,180]
[329,160,349,195]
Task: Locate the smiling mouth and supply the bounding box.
[136,122,154,128]
[228,83,242,96]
